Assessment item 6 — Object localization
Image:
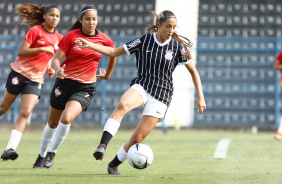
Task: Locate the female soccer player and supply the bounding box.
[1,4,62,161]
[75,10,206,174]
[273,51,282,140]
[32,5,116,168]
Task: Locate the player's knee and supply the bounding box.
[0,105,8,115]
[60,116,73,125]
[19,109,32,119]
[117,100,129,113]
[130,134,144,144]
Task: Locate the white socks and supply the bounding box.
[103,118,120,136]
[117,145,127,162]
[6,129,22,150]
[48,122,70,153]
[39,123,56,157]
[278,116,282,133]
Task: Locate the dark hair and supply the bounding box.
[69,5,98,31]
[16,4,59,28]
[145,10,192,60]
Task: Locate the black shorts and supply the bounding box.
[5,69,42,97]
[50,78,95,111]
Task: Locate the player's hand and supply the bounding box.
[75,38,90,49]
[41,46,55,55]
[197,99,206,115]
[47,67,55,78]
[56,64,66,79]
[97,68,108,80]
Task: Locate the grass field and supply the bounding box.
[1,128,282,184]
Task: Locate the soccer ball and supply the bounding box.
[127,143,153,169]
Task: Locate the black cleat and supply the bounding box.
[1,149,18,161]
[33,154,44,168]
[107,166,123,175]
[43,152,55,168]
[93,144,106,160]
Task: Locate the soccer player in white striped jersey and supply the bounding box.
[75,10,206,175]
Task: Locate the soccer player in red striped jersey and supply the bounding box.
[33,5,117,168]
[273,51,282,140]
[1,4,62,161]
[76,10,206,174]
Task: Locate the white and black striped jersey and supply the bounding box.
[123,33,191,106]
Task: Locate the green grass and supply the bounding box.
[0,128,282,184]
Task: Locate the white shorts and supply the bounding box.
[131,84,168,122]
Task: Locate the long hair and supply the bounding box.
[69,5,98,31]
[145,10,192,60]
[16,4,59,28]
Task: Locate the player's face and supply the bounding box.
[80,11,98,35]
[43,8,60,29]
[157,18,177,42]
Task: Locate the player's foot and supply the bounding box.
[274,131,282,140]
[1,149,18,161]
[107,163,123,175]
[93,144,106,160]
[33,154,44,168]
[43,152,55,168]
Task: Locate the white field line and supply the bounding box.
[213,138,231,158]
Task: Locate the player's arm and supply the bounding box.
[17,40,55,57]
[185,62,206,114]
[75,38,126,57]
[273,60,282,71]
[97,56,117,80]
[47,58,55,78]
[52,49,66,79]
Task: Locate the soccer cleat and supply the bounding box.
[107,165,123,175]
[1,149,18,161]
[33,154,44,168]
[43,152,56,168]
[274,131,282,140]
[93,144,106,160]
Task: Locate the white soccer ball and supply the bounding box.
[127,143,153,169]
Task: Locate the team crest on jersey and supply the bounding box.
[165,50,174,61]
[73,45,81,50]
[54,42,59,50]
[37,38,45,44]
[38,84,42,89]
[128,39,141,48]
[11,77,19,85]
[55,88,62,96]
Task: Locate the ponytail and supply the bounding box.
[16,4,59,28]
[145,10,192,60]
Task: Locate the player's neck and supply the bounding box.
[42,24,55,33]
[155,32,168,43]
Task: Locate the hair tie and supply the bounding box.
[80,9,97,15]
[158,16,177,22]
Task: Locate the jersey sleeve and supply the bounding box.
[103,34,115,48]
[123,36,143,55]
[177,44,192,65]
[277,51,282,64]
[58,32,72,54]
[24,26,38,45]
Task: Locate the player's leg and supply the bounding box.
[94,87,144,160]
[0,89,17,117]
[1,94,38,161]
[43,100,82,168]
[107,115,159,175]
[275,116,282,140]
[33,106,63,168]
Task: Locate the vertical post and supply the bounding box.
[100,56,106,125]
[275,37,281,126]
[13,35,19,123]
